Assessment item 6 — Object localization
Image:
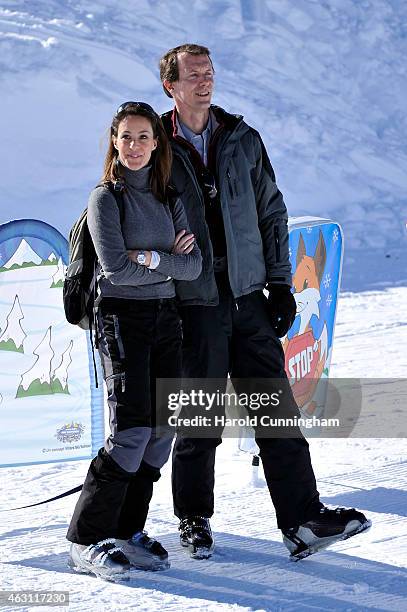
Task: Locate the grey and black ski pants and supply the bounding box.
[67,297,181,545]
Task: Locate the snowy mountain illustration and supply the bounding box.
[1,239,42,271]
[0,295,27,353]
[50,257,65,288]
[16,327,55,398]
[51,340,73,394]
[48,252,57,262]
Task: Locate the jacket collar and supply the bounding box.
[161,105,243,141]
[161,106,245,175]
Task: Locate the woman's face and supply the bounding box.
[113,114,158,171]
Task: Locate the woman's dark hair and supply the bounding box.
[102,103,172,202]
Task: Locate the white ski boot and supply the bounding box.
[68,539,130,580]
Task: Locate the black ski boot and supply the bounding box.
[282,506,371,561]
[179,517,214,559]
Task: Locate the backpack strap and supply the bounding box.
[95,180,125,222]
[98,180,176,214]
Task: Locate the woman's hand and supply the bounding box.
[127,250,152,267]
[172,230,195,255]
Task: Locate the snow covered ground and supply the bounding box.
[1,287,406,612]
[1,1,406,610]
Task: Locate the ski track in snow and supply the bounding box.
[0,288,406,611]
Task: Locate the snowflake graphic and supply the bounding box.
[323,273,331,289]
[289,246,292,259]
[306,226,313,233]
[332,229,339,243]
[326,294,332,307]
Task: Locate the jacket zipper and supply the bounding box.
[274,226,281,263]
[226,170,234,198]
[175,151,206,209]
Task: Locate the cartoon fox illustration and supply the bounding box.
[283,230,328,413]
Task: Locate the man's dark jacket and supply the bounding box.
[161,105,292,305]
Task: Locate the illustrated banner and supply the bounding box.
[239,217,343,452]
[0,219,104,467]
[284,218,343,417]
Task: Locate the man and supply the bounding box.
[158,43,370,561]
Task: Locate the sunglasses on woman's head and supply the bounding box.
[115,101,158,117]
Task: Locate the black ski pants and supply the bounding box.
[172,273,322,530]
[67,297,181,545]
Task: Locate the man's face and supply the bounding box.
[165,52,214,114]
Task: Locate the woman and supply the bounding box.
[66,101,202,580]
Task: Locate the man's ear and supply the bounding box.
[163,79,174,96]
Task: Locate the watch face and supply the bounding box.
[137,252,146,264]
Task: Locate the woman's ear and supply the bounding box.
[153,138,158,150]
[112,136,118,150]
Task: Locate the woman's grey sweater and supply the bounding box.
[87,164,202,300]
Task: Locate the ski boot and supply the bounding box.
[116,531,170,571]
[282,506,371,561]
[179,516,214,559]
[68,539,130,580]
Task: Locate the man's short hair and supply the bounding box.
[159,43,213,98]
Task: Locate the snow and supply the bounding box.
[0,288,406,611]
[0,0,406,290]
[0,1,406,610]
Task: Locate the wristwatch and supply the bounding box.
[137,251,146,265]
